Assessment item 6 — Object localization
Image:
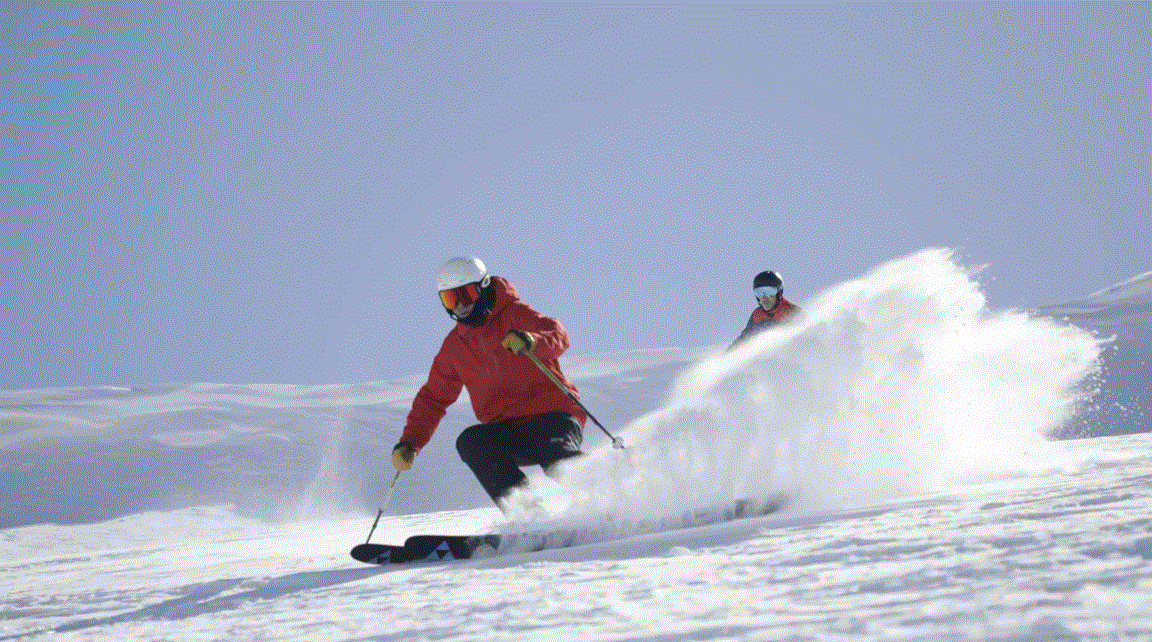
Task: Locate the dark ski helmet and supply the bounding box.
[753,270,783,292]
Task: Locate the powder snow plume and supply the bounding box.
[558,248,1104,524]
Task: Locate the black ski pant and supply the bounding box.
[455,412,583,504]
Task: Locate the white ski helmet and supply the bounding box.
[436,256,490,291]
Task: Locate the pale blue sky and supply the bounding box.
[4,2,1149,390]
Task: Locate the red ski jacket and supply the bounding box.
[400,276,586,451]
[728,297,799,350]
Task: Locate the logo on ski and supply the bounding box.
[426,541,454,561]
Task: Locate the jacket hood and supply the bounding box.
[490,276,518,311]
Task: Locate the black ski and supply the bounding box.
[350,495,786,566]
[351,534,499,564]
[350,542,408,564]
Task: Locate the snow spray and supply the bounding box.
[561,248,1103,522]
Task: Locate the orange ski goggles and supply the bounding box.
[439,282,481,310]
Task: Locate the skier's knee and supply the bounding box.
[456,424,485,463]
[542,451,584,480]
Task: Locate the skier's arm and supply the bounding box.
[727,313,759,351]
[400,345,463,451]
[505,302,570,360]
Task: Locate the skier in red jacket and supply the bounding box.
[728,270,799,350]
[391,256,586,513]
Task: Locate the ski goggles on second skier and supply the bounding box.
[754,285,780,300]
[439,282,481,310]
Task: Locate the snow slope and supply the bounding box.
[2,248,1149,641]
[1036,270,1151,438]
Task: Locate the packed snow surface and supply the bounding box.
[2,249,1149,641]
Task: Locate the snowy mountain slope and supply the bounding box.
[2,433,1149,641]
[1,249,1149,641]
[1035,270,1151,438]
[0,352,704,528]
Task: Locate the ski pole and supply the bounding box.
[365,469,402,544]
[524,351,625,449]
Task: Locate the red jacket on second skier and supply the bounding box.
[728,269,800,350]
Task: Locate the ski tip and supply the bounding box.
[349,543,376,562]
[351,542,405,564]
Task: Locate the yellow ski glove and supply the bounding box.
[391,442,416,471]
[501,329,535,355]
